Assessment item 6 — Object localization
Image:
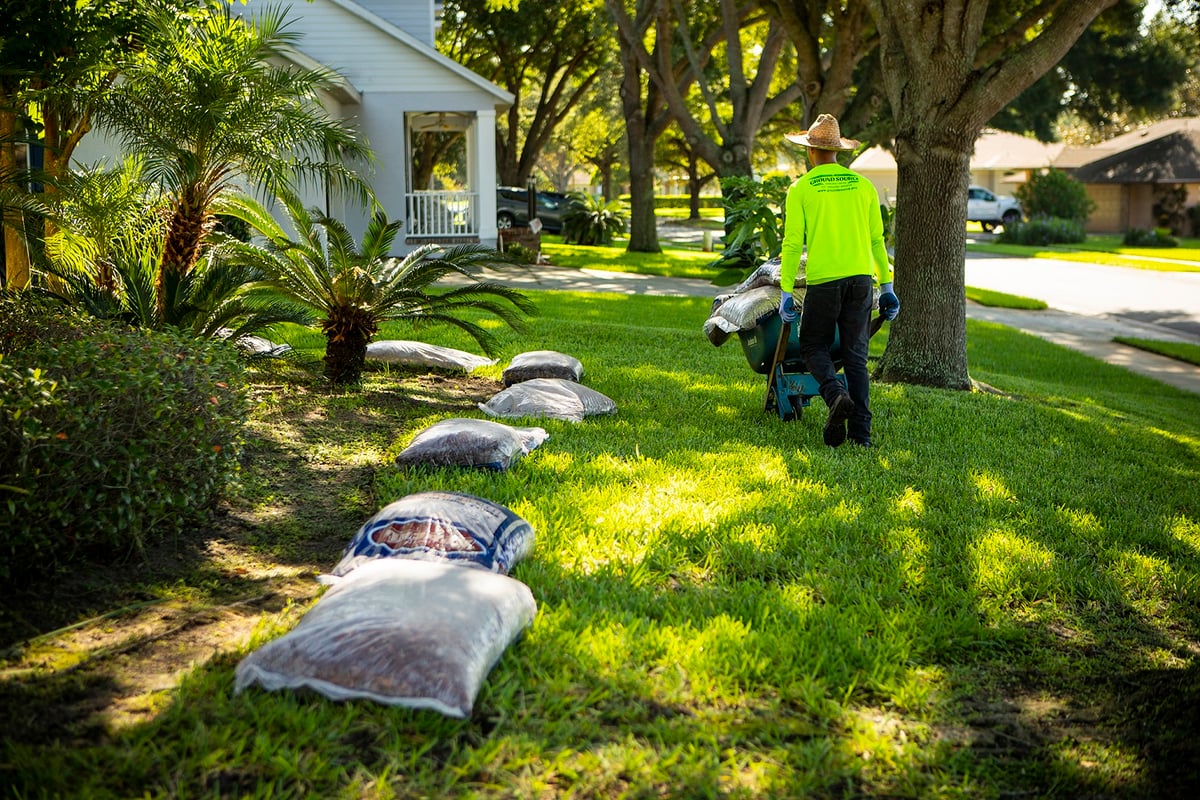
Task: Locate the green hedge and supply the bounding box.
[0,298,249,580]
[998,215,1087,245]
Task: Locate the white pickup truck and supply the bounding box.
[967,185,1024,232]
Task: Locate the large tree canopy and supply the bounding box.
[992,2,1197,141]
[867,0,1121,389]
[438,0,615,187]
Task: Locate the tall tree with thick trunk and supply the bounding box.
[439,0,614,187]
[607,0,802,254]
[757,0,883,131]
[866,0,1120,389]
[604,0,683,252]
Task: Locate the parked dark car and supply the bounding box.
[496,187,568,233]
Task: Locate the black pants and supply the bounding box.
[798,275,873,443]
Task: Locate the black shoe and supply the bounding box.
[823,393,854,447]
[850,438,873,448]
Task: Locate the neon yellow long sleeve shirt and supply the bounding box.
[779,163,892,292]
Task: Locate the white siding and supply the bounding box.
[352,0,435,45]
[253,0,479,96]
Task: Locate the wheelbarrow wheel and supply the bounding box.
[789,395,804,421]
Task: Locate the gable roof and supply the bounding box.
[1057,118,1200,184]
[851,129,1062,172]
[323,0,513,104]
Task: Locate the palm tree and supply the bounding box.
[94,1,371,319]
[221,192,536,386]
[39,159,313,342]
[561,192,627,246]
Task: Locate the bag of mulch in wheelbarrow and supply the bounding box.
[394,418,549,471]
[703,285,783,346]
[325,491,535,579]
[234,558,537,718]
[703,256,808,346]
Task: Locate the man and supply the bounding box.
[778,114,899,448]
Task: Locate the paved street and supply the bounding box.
[964,253,1200,341]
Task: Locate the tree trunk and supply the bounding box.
[625,121,661,253]
[0,108,30,290]
[875,133,974,389]
[323,332,370,386]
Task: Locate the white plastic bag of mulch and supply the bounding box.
[234,558,537,718]
[365,340,497,373]
[218,328,292,357]
[706,284,782,333]
[394,418,548,471]
[326,491,535,579]
[501,350,584,386]
[478,378,617,423]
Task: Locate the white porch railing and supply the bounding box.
[405,190,478,239]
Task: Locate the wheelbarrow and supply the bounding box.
[737,312,886,422]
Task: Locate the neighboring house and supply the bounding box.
[75,0,514,253]
[851,129,1063,206]
[1053,118,1200,234]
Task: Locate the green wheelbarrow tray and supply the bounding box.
[737,313,886,422]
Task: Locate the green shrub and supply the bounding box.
[717,174,791,265]
[998,216,1087,245]
[0,300,249,580]
[504,242,540,264]
[1015,168,1096,222]
[561,193,627,246]
[1122,227,1178,247]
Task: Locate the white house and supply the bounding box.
[851,129,1064,206]
[77,0,514,253]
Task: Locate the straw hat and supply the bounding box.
[785,114,860,151]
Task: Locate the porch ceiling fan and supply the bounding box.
[411,112,471,132]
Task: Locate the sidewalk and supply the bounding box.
[453,261,1200,395]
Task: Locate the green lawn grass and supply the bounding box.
[1114,336,1200,367]
[967,237,1200,272]
[7,289,1198,798]
[543,238,725,280]
[965,286,1048,310]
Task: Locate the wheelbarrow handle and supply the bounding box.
[764,319,792,412]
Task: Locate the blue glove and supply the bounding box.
[779,291,798,323]
[878,282,899,321]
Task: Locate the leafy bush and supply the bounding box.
[1015,168,1095,222]
[717,174,791,265]
[0,299,248,580]
[561,193,627,246]
[998,216,1087,245]
[504,242,539,264]
[1189,205,1200,237]
[1152,184,1187,234]
[1122,227,1178,247]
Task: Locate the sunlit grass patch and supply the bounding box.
[9,286,1200,799]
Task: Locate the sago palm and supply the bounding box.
[221,192,536,385]
[561,192,628,246]
[94,1,371,318]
